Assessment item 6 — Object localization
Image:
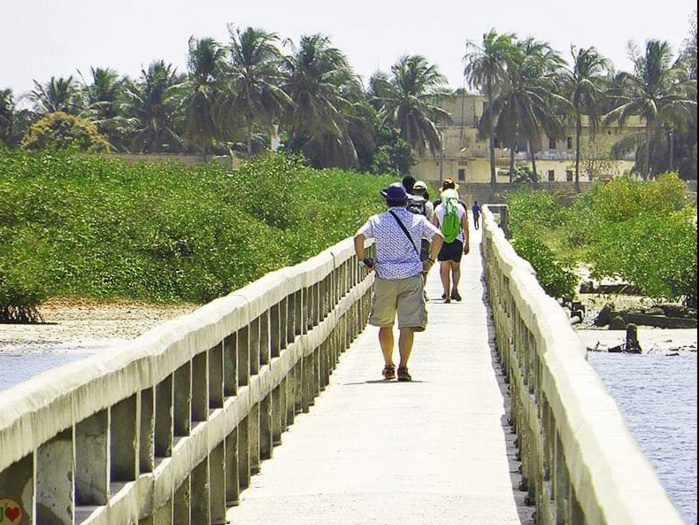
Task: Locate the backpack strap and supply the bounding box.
[389,211,420,256]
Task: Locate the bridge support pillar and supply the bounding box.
[75,409,109,507]
[225,429,241,507]
[37,428,74,525]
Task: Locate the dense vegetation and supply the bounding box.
[0,13,696,181]
[507,174,698,306]
[0,149,392,322]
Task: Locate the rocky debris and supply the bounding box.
[593,303,698,330]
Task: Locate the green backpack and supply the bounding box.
[441,190,462,244]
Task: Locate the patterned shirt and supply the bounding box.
[358,208,442,280]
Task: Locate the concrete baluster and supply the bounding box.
[260,311,271,367]
[223,334,237,398]
[152,501,173,525]
[272,385,284,447]
[190,459,210,525]
[174,362,192,438]
[155,376,174,459]
[209,343,225,410]
[237,326,250,388]
[110,395,139,487]
[248,405,261,475]
[225,429,240,508]
[249,317,261,377]
[259,395,273,461]
[173,476,191,525]
[209,443,226,525]
[140,388,155,474]
[37,428,74,525]
[270,303,281,359]
[279,299,288,351]
[191,353,209,423]
[237,418,250,491]
[286,295,296,346]
[294,291,303,337]
[294,361,304,415]
[75,410,109,508]
[0,455,34,525]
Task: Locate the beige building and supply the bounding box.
[412,94,641,185]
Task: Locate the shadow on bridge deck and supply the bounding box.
[227,230,535,525]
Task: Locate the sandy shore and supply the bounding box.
[0,298,199,351]
[577,328,698,354]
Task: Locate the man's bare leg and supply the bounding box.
[398,329,415,369]
[379,327,395,366]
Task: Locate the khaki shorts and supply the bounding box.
[370,275,428,332]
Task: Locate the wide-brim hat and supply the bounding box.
[380,183,409,202]
[413,181,428,191]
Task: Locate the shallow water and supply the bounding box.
[0,344,105,392]
[589,352,698,525]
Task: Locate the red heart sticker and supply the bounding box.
[0,499,23,525]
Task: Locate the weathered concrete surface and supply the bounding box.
[227,235,526,525]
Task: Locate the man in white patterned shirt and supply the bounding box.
[354,184,444,382]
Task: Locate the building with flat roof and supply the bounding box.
[412,93,642,185]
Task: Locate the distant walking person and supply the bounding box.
[433,189,470,303]
[355,184,444,382]
[472,201,482,230]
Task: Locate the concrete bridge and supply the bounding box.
[0,208,684,525]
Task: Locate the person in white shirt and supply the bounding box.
[432,188,470,303]
[355,184,444,382]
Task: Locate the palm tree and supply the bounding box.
[482,38,566,183]
[561,47,610,191]
[0,89,15,144]
[184,37,227,154]
[281,34,370,169]
[606,40,697,178]
[464,29,518,188]
[124,61,185,153]
[217,27,291,156]
[376,55,451,157]
[27,76,83,115]
[80,67,132,151]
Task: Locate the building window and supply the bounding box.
[548,170,556,182]
[458,169,466,181]
[549,139,556,150]
[567,136,574,149]
[566,170,574,182]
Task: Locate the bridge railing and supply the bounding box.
[481,206,684,525]
[0,237,374,525]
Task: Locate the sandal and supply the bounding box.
[383,365,396,380]
[397,367,412,382]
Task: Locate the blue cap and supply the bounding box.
[380,183,408,202]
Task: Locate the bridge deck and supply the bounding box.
[227,233,528,525]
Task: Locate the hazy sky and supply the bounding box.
[1,0,696,97]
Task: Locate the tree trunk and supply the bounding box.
[575,116,583,193]
[247,128,254,158]
[669,131,675,172]
[487,83,497,191]
[529,141,539,188]
[645,123,653,179]
[509,143,516,184]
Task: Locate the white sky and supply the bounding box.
[0,0,695,97]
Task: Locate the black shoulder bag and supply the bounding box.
[389,211,419,256]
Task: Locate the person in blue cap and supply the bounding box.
[354,184,444,382]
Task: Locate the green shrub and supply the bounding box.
[511,235,578,300]
[0,149,392,319]
[506,188,566,236]
[591,207,698,307]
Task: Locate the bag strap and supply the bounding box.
[389,211,419,256]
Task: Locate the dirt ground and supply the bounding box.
[0,298,199,349]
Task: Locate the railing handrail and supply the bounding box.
[0,236,363,473]
[482,205,684,525]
